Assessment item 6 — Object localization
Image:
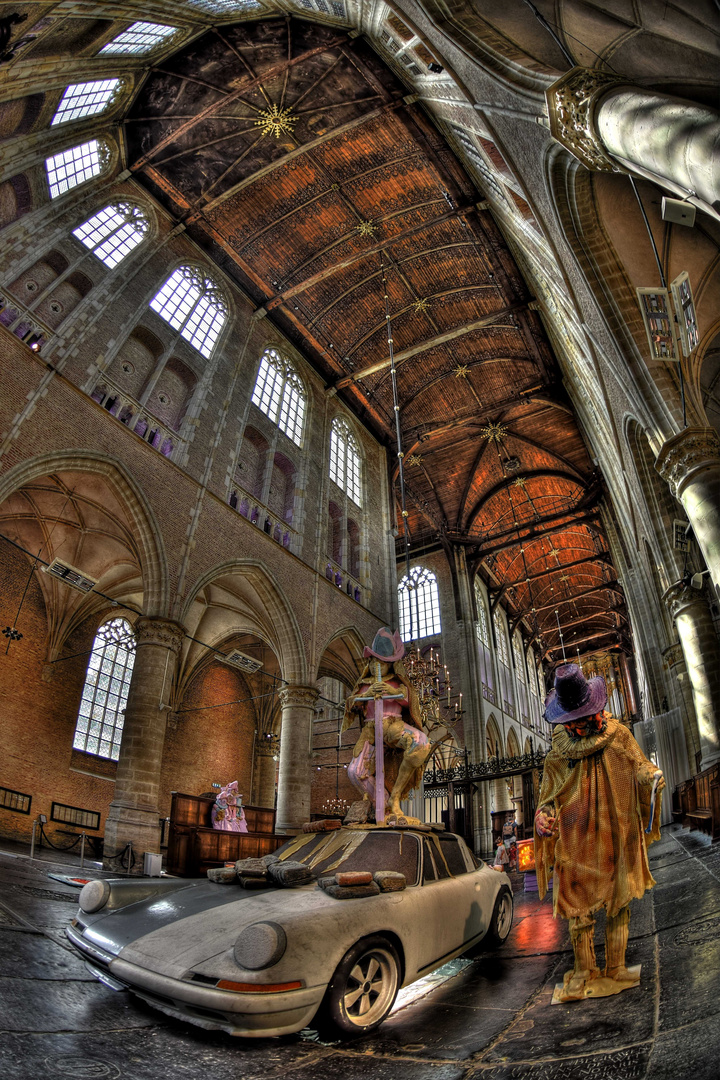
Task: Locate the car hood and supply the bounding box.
[83,880,330,979]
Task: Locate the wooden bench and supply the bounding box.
[676,764,720,840]
[166,792,284,876]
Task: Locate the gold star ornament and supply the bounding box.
[453,364,469,378]
[407,454,424,467]
[479,422,508,443]
[254,105,296,139]
[356,220,377,238]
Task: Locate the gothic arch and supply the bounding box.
[314,625,366,687]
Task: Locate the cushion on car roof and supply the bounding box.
[268,860,314,886]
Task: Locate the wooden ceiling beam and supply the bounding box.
[546,629,629,656]
[468,504,602,557]
[336,300,530,387]
[503,551,613,588]
[521,580,622,618]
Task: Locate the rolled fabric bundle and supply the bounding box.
[235,857,269,877]
[240,875,269,889]
[261,853,280,866]
[207,866,237,883]
[322,882,381,899]
[374,871,406,892]
[337,871,373,886]
[302,819,342,833]
[268,860,314,886]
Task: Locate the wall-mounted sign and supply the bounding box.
[670,271,699,357]
[636,287,679,361]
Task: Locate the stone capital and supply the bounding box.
[278,684,319,711]
[655,427,720,498]
[662,579,708,619]
[134,616,186,655]
[546,66,628,173]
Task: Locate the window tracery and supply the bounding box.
[100,22,177,55]
[45,140,110,199]
[150,266,227,359]
[51,81,122,126]
[251,348,305,446]
[73,618,135,760]
[399,566,441,641]
[329,417,361,506]
[73,203,149,268]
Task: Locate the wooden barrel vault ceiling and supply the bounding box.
[125,14,628,664]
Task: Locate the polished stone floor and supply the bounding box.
[1,823,719,1080]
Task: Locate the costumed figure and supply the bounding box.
[211,780,248,833]
[534,664,664,1004]
[493,841,510,870]
[342,627,432,826]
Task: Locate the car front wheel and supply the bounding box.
[318,935,401,1037]
[484,886,513,949]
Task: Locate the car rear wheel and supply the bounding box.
[484,886,513,949]
[317,935,401,1037]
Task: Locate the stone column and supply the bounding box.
[656,428,720,593]
[103,617,185,872]
[663,582,720,769]
[546,68,720,219]
[253,748,278,809]
[663,642,701,772]
[275,685,318,833]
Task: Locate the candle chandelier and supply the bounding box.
[405,645,464,744]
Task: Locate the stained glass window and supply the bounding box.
[150,266,227,359]
[100,22,177,56]
[73,203,149,267]
[329,417,361,505]
[46,140,108,199]
[73,618,135,760]
[493,609,510,667]
[251,348,306,446]
[399,566,441,641]
[51,81,122,126]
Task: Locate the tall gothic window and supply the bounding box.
[493,609,510,667]
[46,140,109,199]
[73,203,149,267]
[329,417,362,506]
[150,266,227,359]
[100,22,177,55]
[51,81,122,126]
[399,566,441,641]
[73,618,135,760]
[251,348,305,446]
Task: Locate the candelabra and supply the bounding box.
[405,645,464,738]
[321,796,349,817]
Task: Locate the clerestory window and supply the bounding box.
[73,203,149,267]
[73,618,135,760]
[398,566,441,641]
[251,348,306,446]
[51,81,122,126]
[150,266,227,359]
[100,22,177,55]
[329,417,362,506]
[45,140,109,199]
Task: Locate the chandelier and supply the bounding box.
[405,646,464,738]
[321,796,349,817]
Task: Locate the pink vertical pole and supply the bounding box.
[372,697,385,824]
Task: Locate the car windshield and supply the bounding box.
[273,829,420,884]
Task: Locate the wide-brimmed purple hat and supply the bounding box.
[544,663,607,725]
[363,627,405,663]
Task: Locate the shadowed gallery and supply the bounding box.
[0,2,719,1078]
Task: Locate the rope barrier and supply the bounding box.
[38,823,82,851]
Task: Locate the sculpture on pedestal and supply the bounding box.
[211,780,248,832]
[534,664,664,1004]
[342,628,432,826]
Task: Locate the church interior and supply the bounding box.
[1,1,719,1077]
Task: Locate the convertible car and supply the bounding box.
[66,825,512,1038]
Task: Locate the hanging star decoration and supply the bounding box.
[548,547,560,558]
[407,454,424,467]
[453,364,469,378]
[511,476,527,487]
[356,220,377,238]
[479,422,508,442]
[560,574,570,582]
[413,297,430,314]
[254,105,296,139]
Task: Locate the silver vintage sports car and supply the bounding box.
[66,826,512,1038]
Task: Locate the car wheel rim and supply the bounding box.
[342,947,397,1026]
[497,894,512,939]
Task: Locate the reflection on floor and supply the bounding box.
[1,823,720,1080]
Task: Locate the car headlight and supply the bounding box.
[78,879,111,914]
[234,921,287,970]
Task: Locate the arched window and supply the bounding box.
[398,566,441,641]
[100,22,177,56]
[512,633,526,682]
[474,579,490,647]
[329,417,361,506]
[73,618,135,760]
[493,609,510,667]
[188,0,263,13]
[251,348,305,446]
[150,266,227,359]
[46,139,110,199]
[51,80,122,126]
[73,203,149,267]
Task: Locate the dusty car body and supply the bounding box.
[66,826,512,1038]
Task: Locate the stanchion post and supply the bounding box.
[80,832,86,869]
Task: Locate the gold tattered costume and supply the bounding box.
[534,663,663,1004]
[535,714,662,919]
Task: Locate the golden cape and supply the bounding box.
[534,715,662,919]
